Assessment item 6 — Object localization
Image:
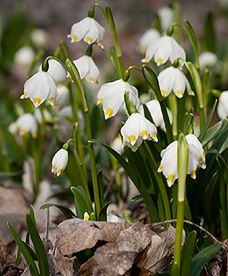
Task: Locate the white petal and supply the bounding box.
[69,17,90,43]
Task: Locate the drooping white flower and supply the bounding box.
[40,59,66,84]
[199,51,217,69]
[68,17,105,45]
[121,113,158,151]
[158,134,206,186]
[97,79,140,119]
[111,135,124,154]
[217,91,228,119]
[31,29,48,47]
[9,113,38,137]
[139,29,160,54]
[56,85,69,107]
[14,46,35,66]
[142,35,186,66]
[143,100,172,131]
[73,55,99,84]
[51,148,68,176]
[157,6,174,32]
[20,71,58,107]
[158,66,194,98]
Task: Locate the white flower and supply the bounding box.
[40,59,66,84]
[139,29,160,54]
[111,135,124,154]
[20,71,58,107]
[14,46,35,66]
[217,91,228,119]
[68,17,105,45]
[97,79,140,119]
[142,35,186,65]
[9,113,38,137]
[120,113,157,152]
[56,85,69,107]
[31,29,48,47]
[58,106,73,119]
[143,100,172,132]
[199,51,217,69]
[157,6,174,32]
[158,134,206,186]
[51,148,68,176]
[73,55,99,84]
[158,66,194,98]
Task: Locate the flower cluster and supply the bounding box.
[158,134,206,186]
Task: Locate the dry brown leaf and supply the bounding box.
[0,187,27,245]
[56,218,127,256]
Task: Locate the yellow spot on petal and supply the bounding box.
[161,89,166,97]
[141,130,147,139]
[34,98,41,106]
[51,164,55,172]
[191,170,196,179]
[141,56,149,63]
[105,108,113,119]
[19,128,27,136]
[57,168,62,176]
[158,164,163,172]
[20,90,27,99]
[86,36,92,44]
[189,89,194,95]
[157,57,163,65]
[73,35,78,42]
[97,98,104,105]
[48,97,54,105]
[151,132,158,142]
[200,152,205,162]
[167,174,175,186]
[88,77,95,84]
[128,135,136,146]
[176,90,183,97]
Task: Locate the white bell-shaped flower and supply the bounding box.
[9,113,38,138]
[111,135,124,154]
[73,55,99,84]
[21,71,58,107]
[142,35,186,66]
[121,113,158,152]
[31,29,48,48]
[97,79,140,119]
[158,140,178,187]
[139,29,160,54]
[199,51,217,69]
[68,17,105,45]
[143,100,172,131]
[157,7,174,32]
[217,91,228,119]
[56,85,69,107]
[51,148,68,176]
[158,134,206,186]
[14,46,35,66]
[158,66,194,98]
[40,59,66,84]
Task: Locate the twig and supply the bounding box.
[152,219,227,251]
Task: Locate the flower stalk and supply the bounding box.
[172,133,189,274]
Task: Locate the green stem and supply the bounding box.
[66,59,101,217]
[172,134,189,274]
[169,94,178,140]
[143,143,171,220]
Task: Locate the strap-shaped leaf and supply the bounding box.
[40,203,76,219]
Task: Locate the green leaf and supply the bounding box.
[199,100,217,141]
[181,231,197,276]
[26,207,49,276]
[97,170,105,210]
[190,243,221,276]
[98,201,111,221]
[184,21,199,66]
[142,65,162,100]
[40,203,76,219]
[71,186,93,219]
[7,223,39,276]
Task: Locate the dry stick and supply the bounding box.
[152,219,227,251]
